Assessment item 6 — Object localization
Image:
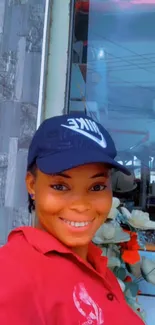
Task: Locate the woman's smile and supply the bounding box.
[59,216,95,232]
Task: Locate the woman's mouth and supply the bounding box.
[60,218,93,229]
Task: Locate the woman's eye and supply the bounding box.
[91,184,107,192]
[50,184,68,191]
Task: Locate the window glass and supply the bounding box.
[69,0,155,224]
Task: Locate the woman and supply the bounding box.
[0,114,144,324]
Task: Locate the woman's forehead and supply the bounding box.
[37,163,111,180]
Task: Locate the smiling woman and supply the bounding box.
[0,113,145,325]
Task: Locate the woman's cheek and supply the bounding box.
[40,193,65,214]
[96,193,112,216]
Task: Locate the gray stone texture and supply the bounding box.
[0,0,45,244]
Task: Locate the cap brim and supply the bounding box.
[37,149,131,176]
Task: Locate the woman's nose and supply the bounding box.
[69,196,91,213]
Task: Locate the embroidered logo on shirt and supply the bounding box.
[73,283,104,325]
[61,118,107,149]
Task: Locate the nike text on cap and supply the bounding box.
[27,114,130,175]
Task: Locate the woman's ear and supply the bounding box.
[25,171,36,200]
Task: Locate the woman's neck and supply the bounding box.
[71,245,89,261]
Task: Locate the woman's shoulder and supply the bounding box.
[0,227,48,283]
[0,226,65,274]
[0,228,48,325]
[0,228,35,283]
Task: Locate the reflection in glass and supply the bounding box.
[69,0,155,223]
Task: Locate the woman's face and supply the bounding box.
[26,163,112,248]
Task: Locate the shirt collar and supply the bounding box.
[9,226,70,254]
[9,227,107,275]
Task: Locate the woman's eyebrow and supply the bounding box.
[90,172,107,179]
[52,173,71,179]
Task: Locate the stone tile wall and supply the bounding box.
[0,0,45,244]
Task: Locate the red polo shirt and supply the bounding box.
[0,227,144,325]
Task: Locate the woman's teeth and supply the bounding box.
[63,219,91,228]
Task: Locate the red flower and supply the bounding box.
[120,231,141,264]
[124,276,132,282]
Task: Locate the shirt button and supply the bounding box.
[107,293,114,301]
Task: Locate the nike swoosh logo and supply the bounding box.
[61,124,107,149]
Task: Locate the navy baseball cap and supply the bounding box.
[27,114,130,175]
